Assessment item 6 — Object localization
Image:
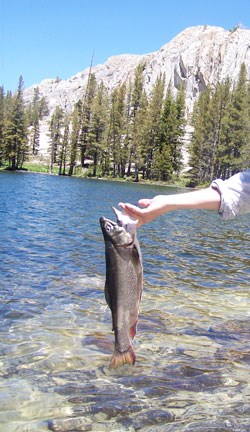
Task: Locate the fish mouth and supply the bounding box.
[99,216,106,224]
[100,216,115,226]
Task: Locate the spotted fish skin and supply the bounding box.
[100,209,143,368]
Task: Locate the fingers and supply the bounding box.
[138,198,152,208]
[119,200,153,228]
[118,202,142,226]
[119,199,151,209]
[118,202,140,215]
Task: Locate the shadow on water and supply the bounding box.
[0,172,250,431]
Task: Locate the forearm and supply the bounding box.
[119,186,221,227]
[145,187,221,218]
[120,170,250,227]
[158,187,220,211]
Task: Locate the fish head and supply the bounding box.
[99,216,134,247]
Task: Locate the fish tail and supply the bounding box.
[109,345,135,369]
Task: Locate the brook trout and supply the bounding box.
[100,207,143,368]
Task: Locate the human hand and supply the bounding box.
[119,197,158,228]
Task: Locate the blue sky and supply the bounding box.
[1,0,250,92]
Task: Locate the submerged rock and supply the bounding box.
[121,409,175,430]
[47,417,92,432]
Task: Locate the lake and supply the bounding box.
[0,171,250,432]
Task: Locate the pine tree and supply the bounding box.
[122,80,133,177]
[210,65,249,179]
[0,86,5,165]
[211,78,232,179]
[243,78,250,168]
[173,84,186,175]
[4,76,28,170]
[126,63,146,179]
[227,63,249,175]
[189,64,249,185]
[79,73,97,167]
[48,106,64,173]
[131,90,149,181]
[188,86,212,185]
[27,87,49,157]
[142,73,165,180]
[29,88,40,156]
[152,85,185,181]
[68,101,82,176]
[30,112,40,156]
[38,96,49,119]
[58,116,70,175]
[107,83,127,177]
[2,91,12,163]
[88,81,108,177]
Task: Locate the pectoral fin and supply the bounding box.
[104,282,111,308]
[130,320,138,341]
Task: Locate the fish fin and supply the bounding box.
[130,320,138,341]
[104,283,112,309]
[109,346,135,369]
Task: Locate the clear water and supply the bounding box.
[0,171,250,431]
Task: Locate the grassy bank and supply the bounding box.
[1,161,195,188]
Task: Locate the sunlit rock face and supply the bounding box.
[24,25,250,152]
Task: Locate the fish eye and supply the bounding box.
[106,222,113,232]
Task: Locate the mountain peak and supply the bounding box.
[24,25,250,153]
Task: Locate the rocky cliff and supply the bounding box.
[24,25,250,154]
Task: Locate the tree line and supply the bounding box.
[188,63,250,186]
[46,65,186,182]
[0,63,249,185]
[0,77,48,170]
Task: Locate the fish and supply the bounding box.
[99,207,143,368]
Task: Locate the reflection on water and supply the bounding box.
[0,171,250,431]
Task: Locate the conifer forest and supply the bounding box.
[0,63,249,186]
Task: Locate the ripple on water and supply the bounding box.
[1,173,250,431]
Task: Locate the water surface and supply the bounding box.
[0,171,250,431]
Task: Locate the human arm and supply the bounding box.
[119,169,250,227]
[119,186,221,228]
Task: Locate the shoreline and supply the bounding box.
[0,165,194,189]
